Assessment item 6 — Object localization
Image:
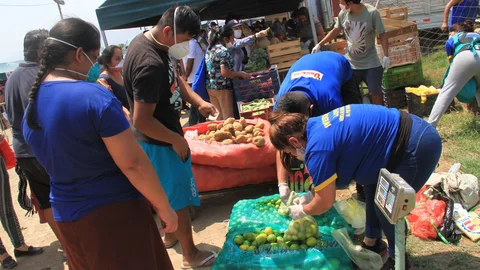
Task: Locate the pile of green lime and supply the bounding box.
[255,198,282,212]
[233,224,322,253]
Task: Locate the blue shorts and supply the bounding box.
[139,142,200,211]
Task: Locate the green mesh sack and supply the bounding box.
[213,194,355,270]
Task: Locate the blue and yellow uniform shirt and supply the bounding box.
[274,52,353,116]
[305,105,400,192]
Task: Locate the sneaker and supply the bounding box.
[381,253,412,270]
[362,239,387,256]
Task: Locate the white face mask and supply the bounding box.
[226,42,233,48]
[168,7,190,59]
[295,147,306,161]
[234,29,242,39]
[340,4,350,12]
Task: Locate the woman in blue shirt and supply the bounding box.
[429,21,480,127]
[269,105,442,270]
[22,18,177,270]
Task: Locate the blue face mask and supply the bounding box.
[47,37,100,82]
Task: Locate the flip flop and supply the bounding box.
[164,239,179,249]
[180,251,217,269]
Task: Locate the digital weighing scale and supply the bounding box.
[374,169,416,270]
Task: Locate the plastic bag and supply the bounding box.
[332,228,383,270]
[453,203,480,242]
[432,193,461,243]
[333,198,366,234]
[213,194,355,270]
[278,191,298,217]
[284,216,319,243]
[183,119,276,169]
[192,164,276,193]
[406,199,446,239]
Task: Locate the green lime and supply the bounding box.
[243,240,251,246]
[289,244,300,250]
[247,246,257,252]
[234,235,244,245]
[300,244,308,249]
[256,234,267,245]
[239,244,249,251]
[251,240,258,247]
[306,237,317,247]
[267,234,277,243]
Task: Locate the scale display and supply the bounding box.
[375,169,416,224]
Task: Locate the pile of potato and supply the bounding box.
[196,117,266,147]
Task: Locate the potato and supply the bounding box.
[255,122,265,129]
[222,139,234,145]
[233,122,243,131]
[208,130,216,136]
[214,131,231,141]
[236,135,248,144]
[246,133,253,138]
[224,118,235,125]
[197,135,207,141]
[207,124,218,131]
[252,136,266,147]
[222,124,235,135]
[245,125,254,133]
[253,128,262,133]
[254,131,264,137]
[235,131,243,137]
[247,138,253,143]
[239,117,247,128]
[217,123,224,130]
[209,138,215,143]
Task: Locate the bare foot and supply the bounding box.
[182,249,216,268]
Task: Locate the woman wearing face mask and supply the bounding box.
[206,26,250,120]
[22,18,177,269]
[269,104,442,270]
[97,45,130,111]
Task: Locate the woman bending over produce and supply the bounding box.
[206,26,250,120]
[428,20,480,127]
[269,104,442,270]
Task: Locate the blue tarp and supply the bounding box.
[96,0,302,30]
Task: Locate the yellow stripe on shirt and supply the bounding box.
[314,173,337,192]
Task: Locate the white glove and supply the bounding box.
[382,56,391,72]
[278,183,290,203]
[289,204,307,220]
[312,43,322,54]
[255,29,269,38]
[293,191,314,206]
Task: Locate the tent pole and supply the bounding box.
[101,30,109,47]
[305,0,319,45]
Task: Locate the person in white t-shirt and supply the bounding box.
[183,39,206,125]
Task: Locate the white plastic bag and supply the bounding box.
[333,198,366,234]
[332,228,383,270]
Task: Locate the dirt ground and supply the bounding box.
[1,112,478,270]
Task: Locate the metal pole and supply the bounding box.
[395,219,406,270]
[101,30,109,48]
[56,3,64,20]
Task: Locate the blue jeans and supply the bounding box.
[364,114,442,257]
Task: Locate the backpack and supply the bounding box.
[442,32,480,103]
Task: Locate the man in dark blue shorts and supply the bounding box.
[274,51,364,202]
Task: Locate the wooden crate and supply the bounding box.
[381,19,418,42]
[379,7,408,21]
[267,40,302,72]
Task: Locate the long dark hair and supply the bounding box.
[98,45,121,70]
[268,112,308,170]
[209,26,234,50]
[26,18,100,130]
[450,20,475,33]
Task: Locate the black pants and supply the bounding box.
[0,157,25,254]
[188,107,206,126]
[340,75,363,105]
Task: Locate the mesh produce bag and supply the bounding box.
[213,194,355,270]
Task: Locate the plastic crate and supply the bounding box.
[382,61,424,89]
[238,98,274,120]
[406,92,438,117]
[383,88,406,108]
[233,66,280,102]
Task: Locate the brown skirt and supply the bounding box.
[57,199,173,270]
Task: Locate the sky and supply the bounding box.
[0,0,144,63]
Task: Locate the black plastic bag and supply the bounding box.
[432,193,461,244]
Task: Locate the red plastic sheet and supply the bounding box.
[184,119,276,169]
[192,164,277,193]
[406,199,446,239]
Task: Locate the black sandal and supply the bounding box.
[1,256,17,269]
